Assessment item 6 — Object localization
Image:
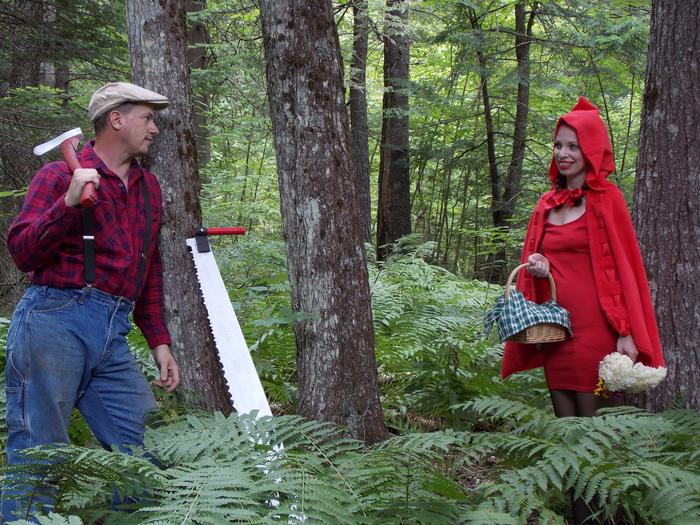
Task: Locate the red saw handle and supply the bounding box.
[203,227,246,236]
[193,227,246,253]
[61,137,97,208]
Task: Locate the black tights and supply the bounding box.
[550,390,624,524]
[549,389,622,418]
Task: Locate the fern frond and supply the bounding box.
[462,504,520,525]
[10,513,84,525]
[464,395,554,424]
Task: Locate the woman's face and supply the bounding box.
[554,124,588,185]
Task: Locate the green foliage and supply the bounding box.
[8,400,700,525]
[369,242,505,429]
[463,397,700,524]
[215,233,551,425]
[4,313,700,525]
[376,240,549,417]
[11,514,84,525]
[9,412,472,524]
[210,234,299,408]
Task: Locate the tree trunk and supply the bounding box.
[376,0,411,260]
[470,3,535,283]
[633,0,700,412]
[8,0,43,89]
[499,1,534,224]
[260,0,388,444]
[469,9,501,282]
[0,0,47,315]
[349,0,372,243]
[126,0,233,414]
[186,0,211,167]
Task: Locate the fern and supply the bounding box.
[10,514,84,525]
[465,397,700,524]
[6,412,488,524]
[5,391,700,524]
[368,249,510,429]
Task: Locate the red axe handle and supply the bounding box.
[60,136,97,208]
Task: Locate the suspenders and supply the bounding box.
[82,207,96,284]
[82,177,152,292]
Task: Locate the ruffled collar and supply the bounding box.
[542,187,586,210]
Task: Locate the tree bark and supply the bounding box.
[186,0,211,167]
[0,0,47,315]
[633,0,700,412]
[376,0,411,260]
[499,1,534,224]
[7,0,43,89]
[126,0,233,414]
[260,0,388,443]
[470,2,535,283]
[349,0,372,243]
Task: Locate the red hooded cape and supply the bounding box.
[501,97,664,379]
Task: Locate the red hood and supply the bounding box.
[548,97,615,191]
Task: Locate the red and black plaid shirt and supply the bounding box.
[8,141,171,348]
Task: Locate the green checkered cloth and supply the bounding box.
[484,287,572,343]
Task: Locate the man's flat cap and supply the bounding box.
[88,82,170,122]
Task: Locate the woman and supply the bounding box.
[501,97,665,418]
[502,97,665,524]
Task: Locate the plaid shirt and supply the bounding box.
[485,287,572,343]
[7,141,171,348]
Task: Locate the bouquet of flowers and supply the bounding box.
[596,353,667,396]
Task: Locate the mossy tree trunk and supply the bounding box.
[260,0,388,443]
[633,0,700,412]
[126,0,233,414]
[349,0,372,244]
[376,0,411,260]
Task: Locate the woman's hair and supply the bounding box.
[555,174,590,192]
[555,174,567,190]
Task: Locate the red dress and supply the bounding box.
[539,212,617,392]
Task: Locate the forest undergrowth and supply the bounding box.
[0,238,698,524]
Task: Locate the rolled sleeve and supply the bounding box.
[8,163,82,272]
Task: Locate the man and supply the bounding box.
[2,82,179,520]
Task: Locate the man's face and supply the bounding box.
[119,104,159,156]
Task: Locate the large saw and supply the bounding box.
[186,227,272,418]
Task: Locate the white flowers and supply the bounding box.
[598,353,667,394]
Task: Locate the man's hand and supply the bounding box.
[64,168,100,207]
[527,253,551,278]
[151,344,180,392]
[616,335,639,363]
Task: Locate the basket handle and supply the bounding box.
[504,263,557,301]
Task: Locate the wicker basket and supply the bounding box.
[504,263,567,344]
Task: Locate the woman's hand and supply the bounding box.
[616,335,639,363]
[527,253,550,278]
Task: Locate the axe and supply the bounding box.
[33,127,97,207]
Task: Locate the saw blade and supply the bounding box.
[186,237,272,418]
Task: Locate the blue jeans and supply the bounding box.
[2,286,157,522]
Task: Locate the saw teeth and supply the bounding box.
[186,237,272,418]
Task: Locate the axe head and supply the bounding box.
[33,127,83,156]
